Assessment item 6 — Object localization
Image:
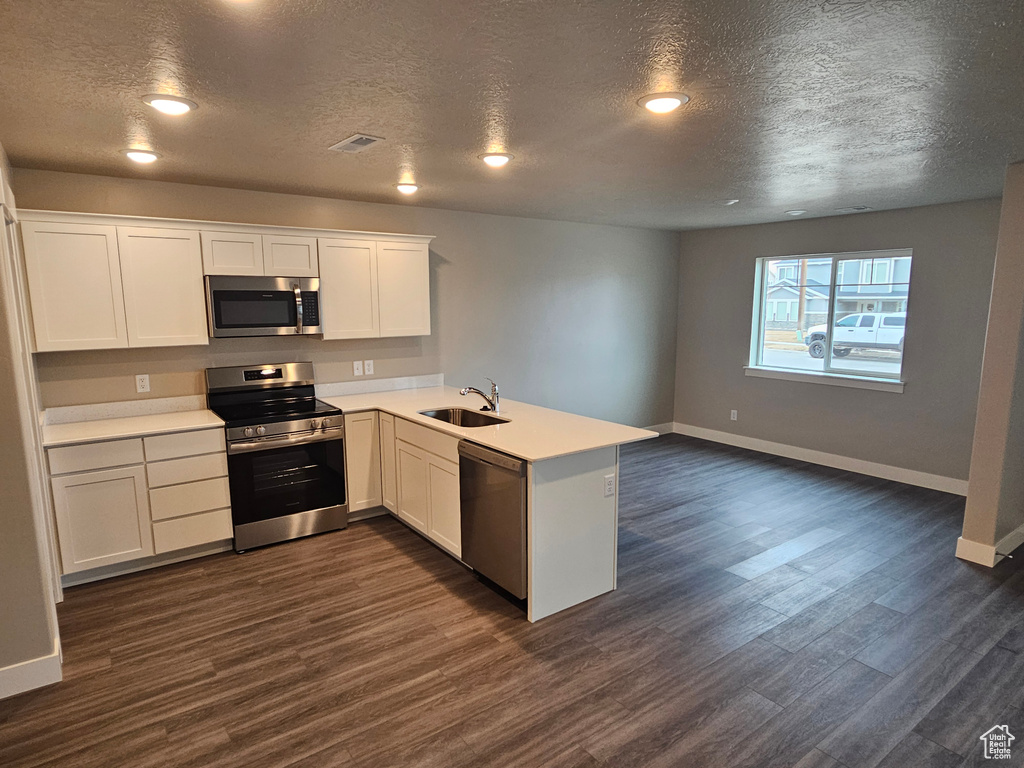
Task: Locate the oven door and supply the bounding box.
[206,276,321,338]
[226,430,347,550]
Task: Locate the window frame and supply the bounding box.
[747,248,912,392]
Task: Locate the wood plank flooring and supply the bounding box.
[2,433,1022,767]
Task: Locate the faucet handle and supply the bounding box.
[485,377,498,394]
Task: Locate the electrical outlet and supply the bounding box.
[353,361,363,377]
[135,374,150,394]
[730,410,738,421]
[603,474,616,498]
[364,359,374,375]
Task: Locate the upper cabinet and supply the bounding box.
[117,227,208,347]
[19,211,433,350]
[320,237,430,339]
[200,231,263,276]
[263,235,318,277]
[21,221,129,351]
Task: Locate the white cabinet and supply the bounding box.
[396,441,430,534]
[318,238,379,339]
[319,237,430,339]
[263,235,319,277]
[377,241,431,337]
[394,418,461,557]
[200,231,264,276]
[344,411,383,512]
[48,426,232,576]
[117,227,208,347]
[21,221,128,351]
[427,457,460,555]
[379,412,397,512]
[51,465,153,573]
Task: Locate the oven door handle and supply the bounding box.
[228,427,343,455]
[293,284,303,335]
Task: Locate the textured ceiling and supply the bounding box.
[1,0,1022,229]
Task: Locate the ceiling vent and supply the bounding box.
[835,206,873,214]
[328,134,385,154]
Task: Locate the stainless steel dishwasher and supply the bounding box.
[458,441,528,599]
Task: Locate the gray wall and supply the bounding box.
[674,198,1003,481]
[13,169,680,427]
[0,238,54,671]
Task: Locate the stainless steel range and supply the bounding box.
[205,362,347,552]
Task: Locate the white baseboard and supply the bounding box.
[998,524,1024,559]
[644,422,676,435]
[0,637,61,700]
[956,536,1002,567]
[671,423,969,496]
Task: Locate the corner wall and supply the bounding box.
[673,198,1002,483]
[12,169,681,428]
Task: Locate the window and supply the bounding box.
[749,249,912,384]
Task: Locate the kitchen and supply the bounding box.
[3,1,1024,767]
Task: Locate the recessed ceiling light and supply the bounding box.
[638,93,690,114]
[480,152,513,168]
[122,149,160,164]
[785,210,808,216]
[396,183,419,195]
[835,206,873,214]
[142,94,197,115]
[717,199,740,206]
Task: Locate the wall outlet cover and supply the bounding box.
[603,474,615,497]
[730,410,738,421]
[353,361,364,376]
[364,360,374,375]
[135,374,150,394]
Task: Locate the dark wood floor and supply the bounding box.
[2,434,1022,767]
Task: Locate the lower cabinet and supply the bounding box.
[379,412,397,512]
[395,420,461,557]
[344,411,383,512]
[48,427,232,576]
[51,464,153,573]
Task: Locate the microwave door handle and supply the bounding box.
[293,284,303,334]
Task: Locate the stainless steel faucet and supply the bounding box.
[460,378,500,414]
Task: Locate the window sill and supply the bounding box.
[744,366,905,393]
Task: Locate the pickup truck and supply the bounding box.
[806,313,906,358]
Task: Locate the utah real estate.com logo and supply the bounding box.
[980,725,1015,760]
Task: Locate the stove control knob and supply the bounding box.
[321,417,332,429]
[310,419,321,430]
[256,425,266,436]
[243,427,254,438]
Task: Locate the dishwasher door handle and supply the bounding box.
[457,441,526,474]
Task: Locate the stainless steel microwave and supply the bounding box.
[206,276,322,338]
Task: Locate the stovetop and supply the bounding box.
[209,397,342,428]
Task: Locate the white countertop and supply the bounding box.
[42,410,225,448]
[322,386,656,462]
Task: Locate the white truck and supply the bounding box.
[806,312,906,358]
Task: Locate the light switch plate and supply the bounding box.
[730,410,738,421]
[353,361,363,376]
[364,359,374,375]
[603,474,615,498]
[135,374,150,394]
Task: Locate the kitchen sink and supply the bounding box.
[418,408,509,427]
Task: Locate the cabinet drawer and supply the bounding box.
[48,438,144,475]
[147,452,228,488]
[144,429,225,462]
[396,418,460,463]
[150,476,231,521]
[153,508,232,554]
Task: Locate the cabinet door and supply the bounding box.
[377,241,431,337]
[427,456,460,557]
[51,465,153,574]
[263,235,319,277]
[379,412,397,512]
[117,227,208,347]
[21,221,128,351]
[200,231,264,275]
[345,411,383,511]
[396,440,429,534]
[318,238,379,339]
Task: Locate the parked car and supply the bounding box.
[805,312,906,358]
